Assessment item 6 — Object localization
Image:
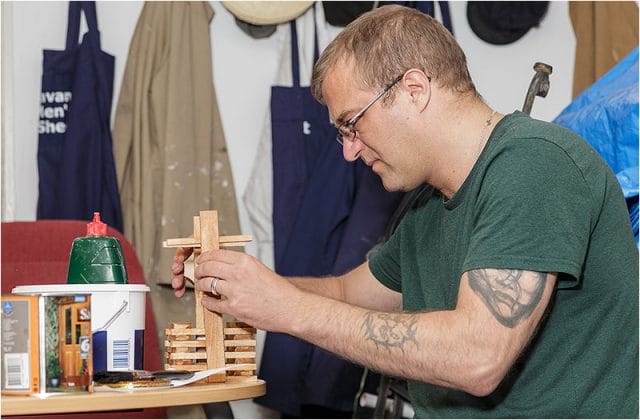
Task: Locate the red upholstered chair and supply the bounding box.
[1,220,167,418]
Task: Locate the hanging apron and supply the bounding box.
[397,1,454,33]
[37,1,123,231]
[256,17,403,416]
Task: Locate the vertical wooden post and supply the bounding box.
[193,216,203,329]
[198,210,226,382]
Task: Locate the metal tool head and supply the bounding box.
[522,62,553,115]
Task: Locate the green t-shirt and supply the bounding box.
[369,112,638,418]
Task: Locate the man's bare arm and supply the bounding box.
[467,269,547,328]
[190,249,556,396]
[290,262,402,312]
[284,269,556,396]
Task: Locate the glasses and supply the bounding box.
[335,74,405,146]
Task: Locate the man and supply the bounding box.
[172,5,638,418]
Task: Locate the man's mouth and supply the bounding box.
[363,158,377,167]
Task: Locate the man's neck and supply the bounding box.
[421,96,500,199]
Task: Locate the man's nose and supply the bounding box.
[342,138,363,162]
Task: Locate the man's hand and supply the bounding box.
[171,247,194,297]
[193,249,301,332]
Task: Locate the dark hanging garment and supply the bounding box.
[421,1,453,33]
[323,1,453,33]
[256,17,403,416]
[37,1,123,231]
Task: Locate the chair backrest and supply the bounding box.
[1,220,166,418]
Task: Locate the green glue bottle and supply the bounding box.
[66,212,128,284]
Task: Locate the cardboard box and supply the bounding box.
[41,294,93,393]
[1,295,40,395]
[1,293,94,395]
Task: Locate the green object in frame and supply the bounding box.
[66,213,128,284]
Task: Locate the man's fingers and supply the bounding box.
[172,274,185,289]
[195,276,227,295]
[174,287,186,298]
[178,246,194,258]
[173,247,194,264]
[172,247,194,275]
[202,294,227,314]
[195,260,235,283]
[196,249,241,264]
[171,261,182,275]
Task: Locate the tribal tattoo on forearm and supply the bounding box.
[362,312,419,352]
[468,269,546,328]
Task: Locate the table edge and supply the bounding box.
[1,378,266,416]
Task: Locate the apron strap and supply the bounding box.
[290,21,301,87]
[406,1,454,34]
[290,4,321,88]
[66,1,100,50]
[438,1,453,34]
[312,4,320,64]
[416,1,434,16]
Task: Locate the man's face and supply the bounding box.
[322,63,418,193]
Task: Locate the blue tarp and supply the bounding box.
[554,47,639,243]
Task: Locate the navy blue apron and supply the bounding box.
[37,1,123,232]
[256,17,402,416]
[396,1,454,33]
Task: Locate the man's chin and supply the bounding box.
[380,175,421,194]
[378,175,402,193]
[370,165,410,192]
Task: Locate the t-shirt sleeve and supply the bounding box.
[463,139,592,285]
[369,226,403,292]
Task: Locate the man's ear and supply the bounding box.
[402,69,431,112]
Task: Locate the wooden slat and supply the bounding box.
[169,351,208,360]
[163,235,253,248]
[230,371,256,377]
[224,327,256,335]
[223,339,256,347]
[225,364,257,371]
[224,352,256,359]
[164,363,208,371]
[165,328,205,335]
[193,216,201,241]
[163,241,251,249]
[200,210,226,383]
[165,340,207,348]
[193,215,204,331]
[220,242,250,248]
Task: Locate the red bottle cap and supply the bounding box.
[86,212,108,236]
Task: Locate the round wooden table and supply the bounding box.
[1,376,266,416]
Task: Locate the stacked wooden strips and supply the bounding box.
[164,321,257,378]
[164,323,207,371]
[224,322,257,377]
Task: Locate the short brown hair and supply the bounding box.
[311,5,477,104]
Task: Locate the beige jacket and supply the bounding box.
[113,2,241,285]
[570,1,639,98]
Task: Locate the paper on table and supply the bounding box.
[93,364,254,392]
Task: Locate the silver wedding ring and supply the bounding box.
[210,277,220,297]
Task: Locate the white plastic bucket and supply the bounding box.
[12,284,149,372]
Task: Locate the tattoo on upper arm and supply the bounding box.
[468,269,546,328]
[362,312,419,352]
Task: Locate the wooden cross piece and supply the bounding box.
[163,210,251,382]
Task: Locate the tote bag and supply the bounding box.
[37,1,123,231]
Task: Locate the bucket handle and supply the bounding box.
[93,300,128,332]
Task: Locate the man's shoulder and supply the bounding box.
[496,111,584,147]
[490,112,607,174]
